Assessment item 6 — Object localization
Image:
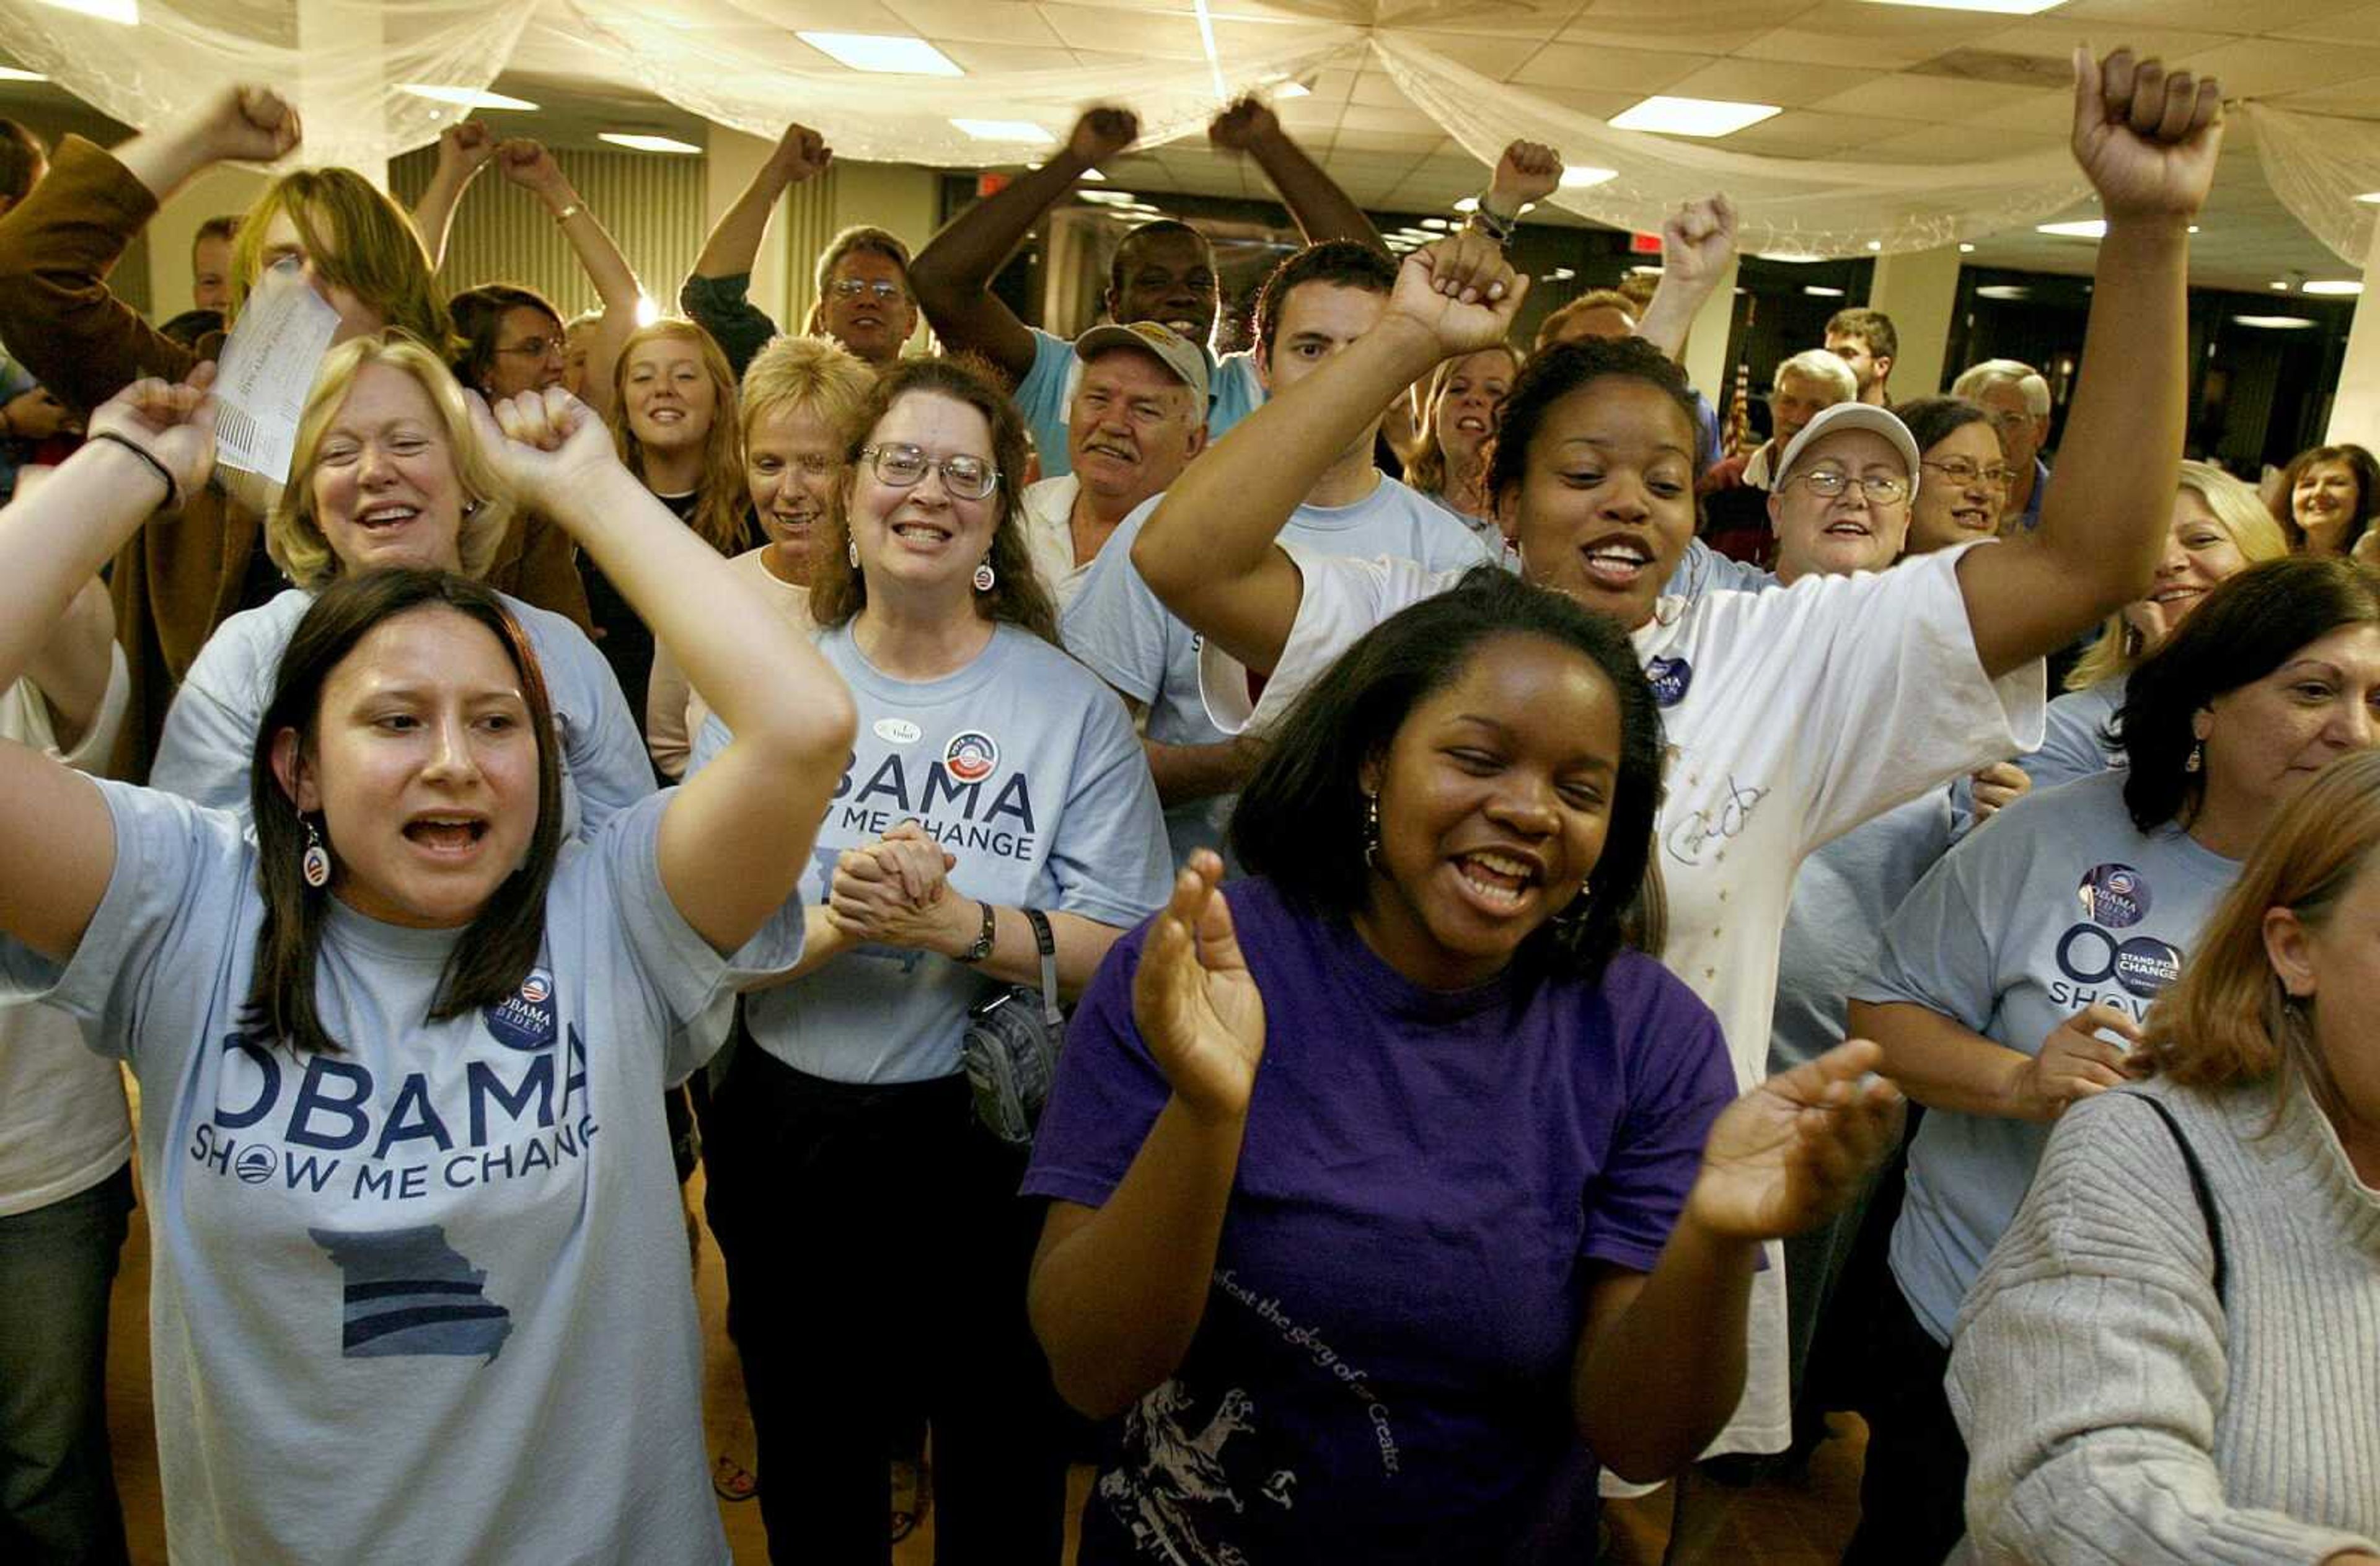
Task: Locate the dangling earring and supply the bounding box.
[2186,739,2204,773]
[301,817,332,889]
[1553,878,1595,928]
[847,536,860,569]
[972,558,996,592]
[1361,790,1382,869]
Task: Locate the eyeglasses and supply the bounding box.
[832,278,909,304]
[1923,457,2015,488]
[860,443,998,500]
[1787,467,1909,506]
[496,336,561,359]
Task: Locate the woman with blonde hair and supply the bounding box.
[646,333,874,778]
[2023,460,2290,791]
[0,83,589,779]
[593,318,750,730]
[150,333,652,840]
[1948,746,2380,1564]
[1401,342,1519,555]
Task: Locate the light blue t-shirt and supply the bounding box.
[1853,770,2239,1345]
[1016,325,1264,480]
[0,788,798,1564]
[1062,477,1497,864]
[150,586,655,843]
[2020,675,2127,794]
[694,622,1169,1085]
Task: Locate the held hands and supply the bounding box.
[1388,231,1528,360]
[435,120,499,180]
[1488,140,1562,214]
[87,364,220,501]
[1069,107,1140,167]
[199,84,301,165]
[1661,194,1739,294]
[2070,47,2223,223]
[2009,1001,2143,1121]
[825,821,964,949]
[1132,852,1264,1128]
[1968,760,2031,824]
[765,123,832,186]
[467,386,620,510]
[1685,1039,1904,1243]
[1208,97,1282,154]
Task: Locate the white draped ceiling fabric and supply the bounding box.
[0,0,2372,266]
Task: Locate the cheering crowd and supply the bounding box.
[0,40,2375,1566]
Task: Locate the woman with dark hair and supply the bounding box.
[0,83,592,780]
[689,354,1168,1565]
[2273,441,2380,558]
[1127,48,2223,1465]
[0,367,855,1564]
[1403,343,1520,555]
[1897,396,2011,555]
[1024,567,1900,1562]
[1844,555,2380,1562]
[1948,748,2380,1564]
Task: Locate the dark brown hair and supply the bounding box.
[244,570,564,1055]
[450,282,565,395]
[2271,442,2380,555]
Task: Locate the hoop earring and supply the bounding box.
[972,558,996,592]
[1362,790,1382,869]
[301,816,332,889]
[2186,739,2204,773]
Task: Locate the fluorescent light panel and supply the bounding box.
[2233,314,2317,329]
[1275,81,1310,99]
[1755,252,1826,263]
[600,132,702,154]
[2305,279,2365,296]
[1609,95,1779,138]
[0,66,46,82]
[1858,0,2066,13]
[951,118,1054,143]
[2036,219,2107,239]
[795,32,962,76]
[400,84,540,111]
[33,0,137,22]
[1805,285,1846,297]
[1559,165,1618,188]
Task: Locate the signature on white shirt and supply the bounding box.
[1664,774,1770,867]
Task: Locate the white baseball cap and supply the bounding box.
[1773,402,1923,501]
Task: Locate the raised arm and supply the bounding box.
[498,140,643,418]
[1633,196,1737,363]
[410,120,498,272]
[909,107,1139,383]
[0,371,218,961]
[1209,98,1383,252]
[0,86,294,410]
[1130,232,1523,674]
[474,389,855,953]
[692,122,831,283]
[1959,49,2222,680]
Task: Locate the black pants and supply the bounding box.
[1841,1281,1968,1566]
[702,1039,1068,1566]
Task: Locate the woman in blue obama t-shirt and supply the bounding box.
[1023,568,1902,1565]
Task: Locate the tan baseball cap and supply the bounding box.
[1073,320,1210,411]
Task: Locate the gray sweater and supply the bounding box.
[1948,1076,2380,1565]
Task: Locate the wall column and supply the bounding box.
[2323,221,2380,444]
[1866,244,1962,401]
[1681,255,1740,405]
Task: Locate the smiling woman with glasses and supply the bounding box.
[684,352,1168,1564]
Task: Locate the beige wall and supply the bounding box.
[1867,245,1963,401]
[147,165,271,321]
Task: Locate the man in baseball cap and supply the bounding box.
[1018,321,1210,605]
[1766,401,1924,585]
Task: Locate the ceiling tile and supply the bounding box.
[1805,71,2052,121]
[2274,3,2380,45]
[1507,84,1652,121]
[1393,32,1546,79]
[1348,68,1416,110]
[1659,57,1883,109]
[1329,126,1443,153]
[2170,37,2380,99]
[1036,3,1210,57]
[1509,42,1721,94]
[935,41,1079,73]
[2058,0,2349,31]
[1718,107,1928,157]
[1859,121,2063,164]
[879,0,1067,48]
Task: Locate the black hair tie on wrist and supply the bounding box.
[88,430,180,513]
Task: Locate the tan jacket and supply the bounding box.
[0,136,592,780]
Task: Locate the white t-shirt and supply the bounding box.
[1199,541,2046,1454]
[0,788,797,1563]
[0,646,132,1216]
[646,546,816,779]
[1020,474,1100,610]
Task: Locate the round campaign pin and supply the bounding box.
[1646,656,1693,709]
[482,967,559,1052]
[2077,863,2150,929]
[2113,936,2184,999]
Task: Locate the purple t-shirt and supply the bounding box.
[1024,878,1735,1566]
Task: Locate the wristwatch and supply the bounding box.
[954,900,997,964]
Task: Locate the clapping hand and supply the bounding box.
[1131,852,1264,1127]
[2071,47,2223,223]
[1685,1040,1904,1242]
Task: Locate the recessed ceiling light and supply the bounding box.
[1559,165,1618,189]
[1977,284,2031,301]
[400,84,540,111]
[2271,279,2291,291]
[32,0,136,22]
[1078,190,1139,205]
[1857,0,2065,13]
[1080,168,1106,181]
[1453,196,1479,213]
[2305,279,2364,296]
[600,133,702,154]
[795,32,963,76]
[2036,219,2107,239]
[1547,266,1577,281]
[1805,285,1846,297]
[0,66,45,81]
[1755,252,1825,263]
[1959,243,1976,253]
[1629,264,1664,276]
[2360,191,2380,205]
[2232,314,2317,329]
[1609,95,1780,138]
[1866,240,1882,252]
[950,119,1055,143]
[2188,224,2200,234]
[1419,217,1453,231]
